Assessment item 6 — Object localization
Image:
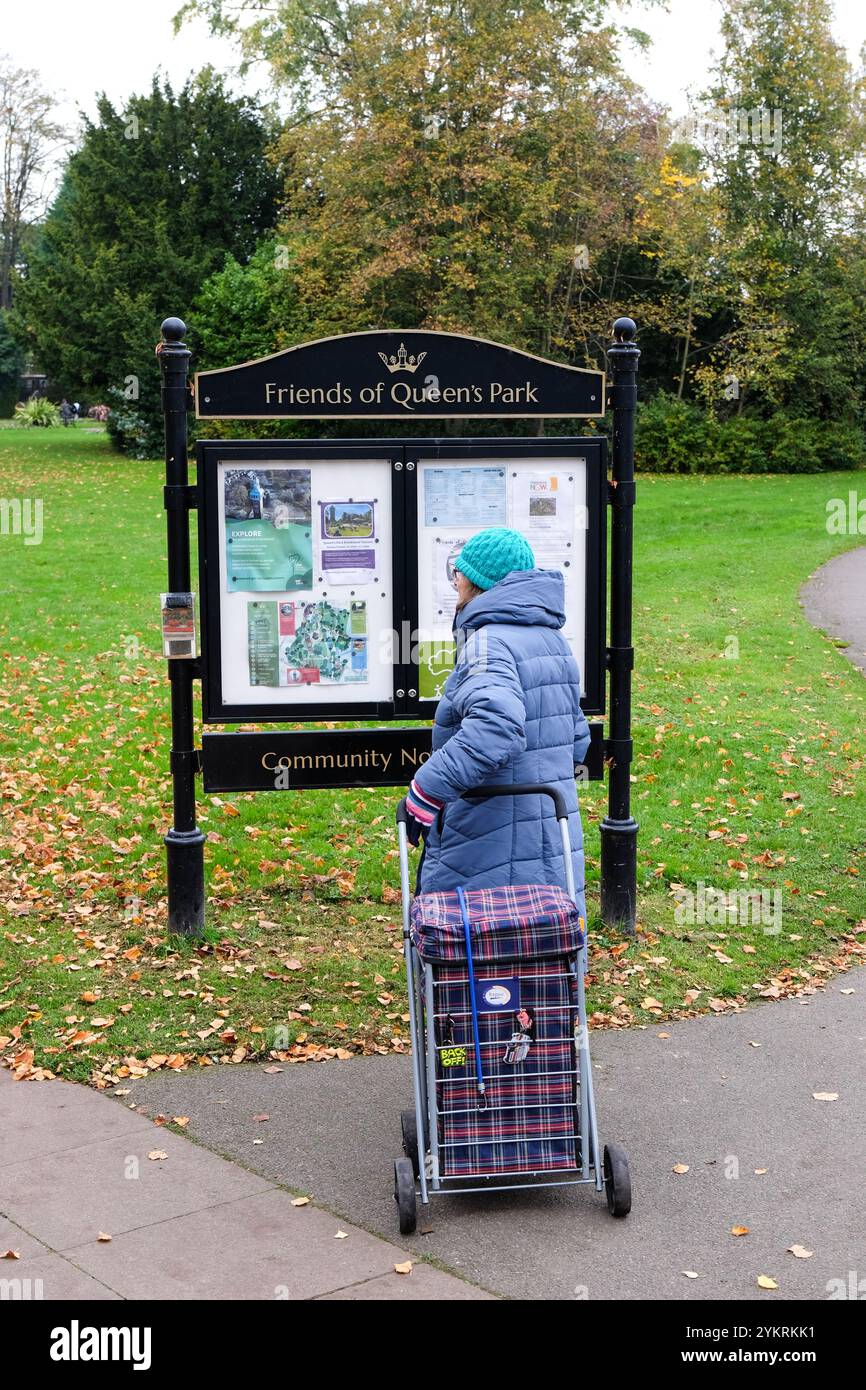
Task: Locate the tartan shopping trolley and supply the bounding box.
[392,783,631,1234]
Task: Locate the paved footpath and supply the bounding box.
[800,546,866,676]
[121,971,865,1301]
[0,1068,491,1300]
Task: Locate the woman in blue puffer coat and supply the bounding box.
[405,527,591,922]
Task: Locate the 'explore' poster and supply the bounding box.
[224,468,313,592]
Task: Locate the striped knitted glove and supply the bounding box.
[404,778,444,846]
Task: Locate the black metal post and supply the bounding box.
[159,316,205,936]
[600,316,639,933]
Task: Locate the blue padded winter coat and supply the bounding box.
[412,568,591,919]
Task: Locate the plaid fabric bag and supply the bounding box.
[410,883,584,963]
[433,958,580,1176]
[411,884,584,1178]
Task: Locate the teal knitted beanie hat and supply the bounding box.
[454,528,536,591]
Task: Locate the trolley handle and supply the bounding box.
[461,783,570,822]
[396,783,569,825]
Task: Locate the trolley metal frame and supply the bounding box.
[394,783,631,1227]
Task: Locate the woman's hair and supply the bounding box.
[454,574,484,611]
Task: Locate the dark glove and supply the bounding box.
[404,778,443,847]
[405,808,426,847]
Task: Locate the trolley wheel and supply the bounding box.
[393,1157,417,1235]
[603,1143,632,1218]
[400,1108,420,1177]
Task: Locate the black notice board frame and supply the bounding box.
[197,437,607,724]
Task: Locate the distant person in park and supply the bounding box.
[404,527,590,916]
[247,475,263,519]
[59,399,74,427]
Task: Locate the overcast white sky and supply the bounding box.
[4,0,866,200]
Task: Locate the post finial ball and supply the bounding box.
[612,316,637,343]
[161,317,187,342]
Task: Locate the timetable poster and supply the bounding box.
[423,466,507,527]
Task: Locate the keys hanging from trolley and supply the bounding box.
[503,1007,535,1064]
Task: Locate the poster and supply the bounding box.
[510,470,575,533]
[509,470,575,564]
[247,600,279,685]
[224,468,313,592]
[160,592,196,659]
[433,535,469,621]
[247,598,368,686]
[423,466,506,527]
[509,470,580,627]
[318,500,377,584]
[417,639,456,700]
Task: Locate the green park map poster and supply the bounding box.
[247,598,368,687]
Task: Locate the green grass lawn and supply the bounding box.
[1,428,865,1085]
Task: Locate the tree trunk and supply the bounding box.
[677,279,695,399]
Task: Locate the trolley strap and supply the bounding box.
[456,886,486,1109]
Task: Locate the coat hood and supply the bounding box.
[455,568,566,632]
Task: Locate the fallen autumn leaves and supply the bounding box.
[0,898,418,1084]
[4,913,865,1086]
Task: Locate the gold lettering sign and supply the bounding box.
[262,379,542,413]
[260,746,423,775]
[400,747,431,768]
[196,329,606,420]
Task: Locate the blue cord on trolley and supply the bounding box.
[456,885,486,1111]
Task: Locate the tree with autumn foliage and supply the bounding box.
[633,151,727,399]
[182,0,664,376]
[181,0,866,462]
[692,0,866,419]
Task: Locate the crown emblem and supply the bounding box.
[378,342,427,373]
